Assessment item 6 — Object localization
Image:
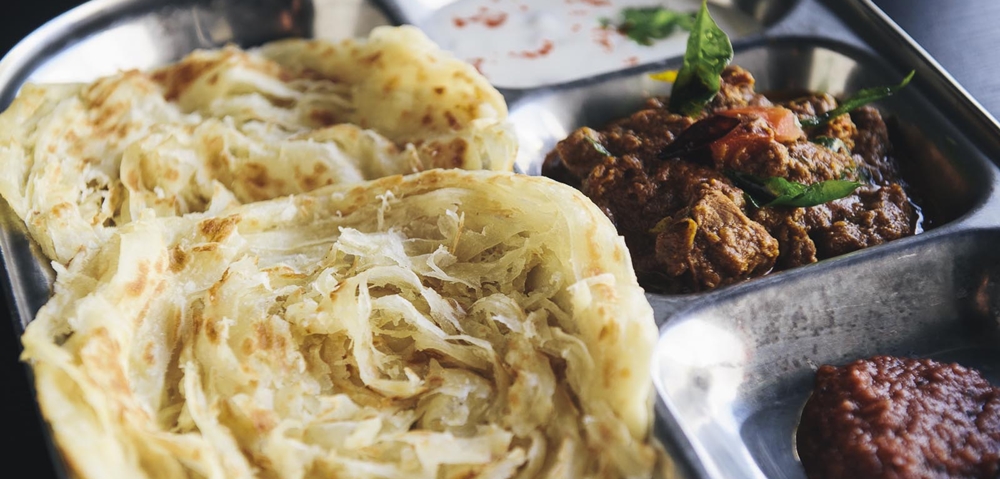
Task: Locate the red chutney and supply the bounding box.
[797,356,1000,479]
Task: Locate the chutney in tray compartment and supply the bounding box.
[797,356,1000,479]
[543,65,922,293]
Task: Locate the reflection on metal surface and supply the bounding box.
[0,199,54,329]
[30,21,164,83]
[388,0,460,23]
[653,319,764,478]
[312,0,391,41]
[656,319,746,418]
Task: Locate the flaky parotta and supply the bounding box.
[0,26,515,265]
[22,169,661,479]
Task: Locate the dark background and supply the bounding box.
[1,1,998,476]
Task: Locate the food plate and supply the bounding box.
[3,0,1000,478]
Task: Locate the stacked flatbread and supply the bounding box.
[0,26,515,265]
[22,170,661,478]
[1,25,664,479]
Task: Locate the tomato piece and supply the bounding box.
[717,106,804,143]
[709,127,772,166]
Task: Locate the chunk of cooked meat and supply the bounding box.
[709,66,773,111]
[783,93,858,151]
[750,207,817,270]
[752,184,915,270]
[655,189,779,290]
[784,142,857,183]
[543,99,693,184]
[806,184,916,257]
[850,106,899,185]
[580,154,736,278]
[602,101,695,159]
[548,127,610,179]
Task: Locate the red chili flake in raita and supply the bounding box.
[566,0,612,5]
[510,40,555,59]
[624,56,640,66]
[452,7,508,29]
[484,14,507,27]
[592,26,615,52]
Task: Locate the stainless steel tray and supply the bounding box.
[3,0,1000,478]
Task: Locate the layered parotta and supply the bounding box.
[22,169,663,479]
[0,26,515,265]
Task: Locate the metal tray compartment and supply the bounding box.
[509,37,999,315]
[652,228,1000,479]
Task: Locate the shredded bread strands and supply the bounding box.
[0,26,515,266]
[0,24,667,479]
[21,170,665,479]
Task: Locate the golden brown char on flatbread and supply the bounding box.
[22,169,661,479]
[0,26,515,265]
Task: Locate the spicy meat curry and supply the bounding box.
[543,65,921,293]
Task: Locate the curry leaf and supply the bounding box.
[765,177,860,207]
[727,171,861,208]
[609,7,697,46]
[658,115,741,160]
[585,136,612,157]
[727,171,783,206]
[800,71,915,127]
[668,0,733,116]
